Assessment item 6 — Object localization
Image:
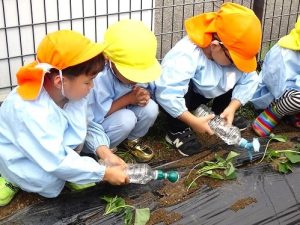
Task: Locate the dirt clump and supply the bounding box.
[147,208,182,225]
[229,197,257,212]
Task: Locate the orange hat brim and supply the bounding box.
[184,12,217,48]
[230,50,257,73]
[17,62,45,100]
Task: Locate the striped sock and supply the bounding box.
[252,106,282,137]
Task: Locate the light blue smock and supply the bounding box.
[0,88,105,198]
[86,64,158,150]
[154,36,259,118]
[251,44,300,109]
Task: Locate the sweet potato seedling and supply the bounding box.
[102,195,150,225]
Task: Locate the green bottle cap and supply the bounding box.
[166,171,180,183]
[156,170,165,180]
[155,170,180,183]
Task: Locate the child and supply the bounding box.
[251,17,300,137]
[86,20,161,162]
[0,30,127,207]
[154,3,262,156]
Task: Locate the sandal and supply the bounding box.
[119,138,154,162]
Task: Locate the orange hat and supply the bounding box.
[185,3,262,73]
[17,30,105,100]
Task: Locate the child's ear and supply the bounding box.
[210,40,220,51]
[53,74,63,89]
[210,40,221,51]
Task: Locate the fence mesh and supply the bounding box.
[0,0,299,99]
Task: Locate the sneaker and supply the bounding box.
[65,182,96,192]
[165,128,202,156]
[0,177,19,206]
[119,138,154,162]
[232,116,250,131]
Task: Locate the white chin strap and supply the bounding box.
[58,70,65,97]
[35,62,65,97]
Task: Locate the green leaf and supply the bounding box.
[278,162,292,173]
[225,151,240,162]
[205,171,224,180]
[124,208,134,225]
[134,208,150,225]
[203,161,216,166]
[268,150,281,158]
[225,171,237,180]
[102,195,126,214]
[285,152,300,163]
[270,135,288,143]
[215,155,225,163]
[102,195,114,203]
[224,162,235,177]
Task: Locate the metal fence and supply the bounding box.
[0,0,299,100]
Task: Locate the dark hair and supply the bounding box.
[62,53,105,79]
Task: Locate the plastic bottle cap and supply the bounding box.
[166,171,180,183]
[156,170,165,180]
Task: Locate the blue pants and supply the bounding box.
[102,99,159,148]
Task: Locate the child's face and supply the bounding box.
[62,73,97,100]
[109,61,136,85]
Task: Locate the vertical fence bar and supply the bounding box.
[57,0,60,30]
[1,0,13,90]
[160,0,165,60]
[192,0,195,16]
[94,0,97,41]
[43,0,47,33]
[117,0,120,21]
[252,0,265,22]
[82,0,85,34]
[29,0,36,54]
[16,0,24,66]
[150,0,153,30]
[140,0,142,20]
[106,0,109,28]
[170,0,175,48]
[285,0,295,35]
[181,0,185,39]
[129,0,132,19]
[69,0,73,29]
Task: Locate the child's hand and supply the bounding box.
[104,153,127,167]
[103,165,129,185]
[96,146,127,167]
[129,86,150,106]
[220,100,241,125]
[192,114,215,135]
[220,107,235,125]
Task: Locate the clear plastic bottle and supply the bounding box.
[126,163,179,184]
[194,104,260,159]
[194,104,242,145]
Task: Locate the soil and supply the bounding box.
[0,120,299,224]
[147,209,182,225]
[229,197,257,212]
